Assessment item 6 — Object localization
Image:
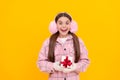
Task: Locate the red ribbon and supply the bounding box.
[60,56,72,68]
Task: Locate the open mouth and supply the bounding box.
[60,29,68,32]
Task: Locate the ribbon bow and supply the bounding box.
[60,56,72,68]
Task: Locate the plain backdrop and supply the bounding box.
[0,0,119,80]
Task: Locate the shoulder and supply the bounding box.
[77,37,86,46]
[78,37,84,43]
[42,37,50,47]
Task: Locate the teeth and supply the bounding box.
[60,28,68,32]
[61,29,67,31]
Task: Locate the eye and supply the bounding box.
[66,22,70,25]
[59,22,62,25]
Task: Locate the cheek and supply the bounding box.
[67,25,71,29]
[57,24,62,29]
[56,24,59,28]
[56,25,60,30]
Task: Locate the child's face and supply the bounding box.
[56,17,71,38]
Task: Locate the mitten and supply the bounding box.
[63,63,77,73]
[53,62,63,72]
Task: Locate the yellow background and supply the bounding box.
[0,0,120,80]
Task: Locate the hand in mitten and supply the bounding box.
[63,63,77,73]
[53,62,63,72]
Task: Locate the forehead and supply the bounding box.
[57,17,70,22]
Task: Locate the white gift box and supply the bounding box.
[60,56,73,69]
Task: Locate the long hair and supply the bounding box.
[48,12,80,63]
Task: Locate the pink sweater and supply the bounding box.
[37,34,90,80]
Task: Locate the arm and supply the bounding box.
[75,38,90,73]
[37,38,55,73]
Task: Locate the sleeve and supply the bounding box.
[37,38,55,73]
[75,38,90,73]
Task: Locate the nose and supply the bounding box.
[62,24,66,28]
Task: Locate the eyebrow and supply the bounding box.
[58,20,62,23]
[66,20,70,22]
[58,20,70,23]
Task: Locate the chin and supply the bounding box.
[61,33,68,36]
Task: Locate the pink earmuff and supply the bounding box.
[49,20,78,34]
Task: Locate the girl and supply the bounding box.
[37,12,90,80]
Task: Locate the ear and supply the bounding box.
[49,21,58,34]
[70,20,78,33]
